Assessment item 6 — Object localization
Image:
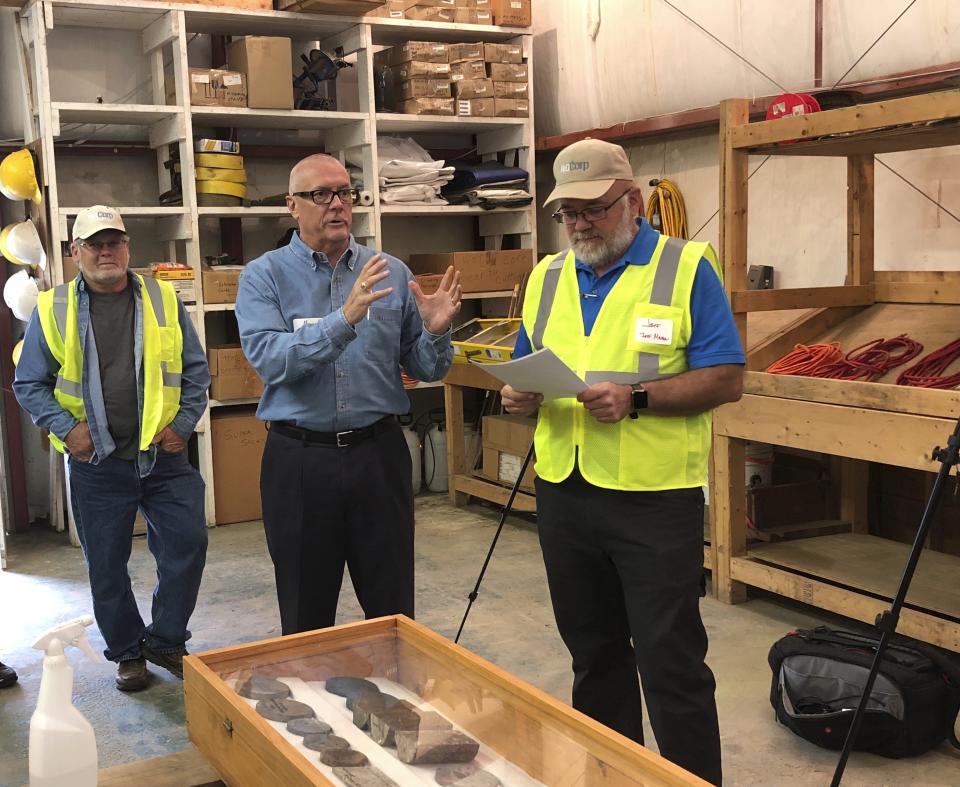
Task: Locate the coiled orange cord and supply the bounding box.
[766,343,844,376]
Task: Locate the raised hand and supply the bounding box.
[409,265,462,334]
[343,255,394,326]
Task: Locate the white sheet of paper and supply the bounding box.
[474,347,587,401]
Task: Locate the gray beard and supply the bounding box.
[570,210,638,269]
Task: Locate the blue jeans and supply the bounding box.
[68,450,207,662]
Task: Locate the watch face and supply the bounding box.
[632,386,648,410]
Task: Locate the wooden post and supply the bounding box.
[847,155,875,286]
[443,382,469,506]
[840,458,870,534]
[714,99,750,603]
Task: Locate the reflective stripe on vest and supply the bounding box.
[141,276,182,388]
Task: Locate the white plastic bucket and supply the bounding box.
[745,442,774,487]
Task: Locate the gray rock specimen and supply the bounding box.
[395,729,480,765]
[255,697,315,722]
[236,675,290,701]
[287,717,333,736]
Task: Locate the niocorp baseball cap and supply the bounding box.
[543,138,635,205]
[72,205,126,241]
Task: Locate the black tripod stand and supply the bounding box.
[455,442,535,644]
[831,414,960,786]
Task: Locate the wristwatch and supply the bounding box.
[629,383,648,420]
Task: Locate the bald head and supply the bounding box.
[289,154,348,194]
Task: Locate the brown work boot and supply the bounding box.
[116,658,149,692]
[141,644,185,680]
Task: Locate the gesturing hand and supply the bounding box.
[65,422,94,462]
[343,255,394,326]
[578,383,633,423]
[409,265,462,335]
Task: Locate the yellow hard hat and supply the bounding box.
[12,339,23,367]
[0,149,42,204]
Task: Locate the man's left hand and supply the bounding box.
[578,383,633,423]
[152,426,187,453]
[409,265,462,334]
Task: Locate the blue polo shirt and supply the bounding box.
[512,219,745,368]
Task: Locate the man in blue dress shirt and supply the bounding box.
[236,154,462,635]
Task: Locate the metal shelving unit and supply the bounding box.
[20,0,535,525]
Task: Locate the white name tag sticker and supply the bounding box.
[634,317,673,345]
[293,317,322,330]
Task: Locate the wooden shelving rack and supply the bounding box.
[17,0,535,526]
[714,91,960,652]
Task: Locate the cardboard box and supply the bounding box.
[374,41,449,67]
[482,414,536,492]
[487,61,528,81]
[493,80,528,98]
[369,0,407,17]
[456,97,495,117]
[279,0,386,13]
[494,97,529,117]
[394,61,452,79]
[172,68,247,108]
[397,77,452,100]
[398,97,455,115]
[414,273,444,294]
[210,412,267,525]
[208,344,264,401]
[226,37,294,110]
[450,60,486,81]
[448,42,485,63]
[484,42,523,63]
[408,249,532,292]
[490,0,531,26]
[201,265,243,305]
[404,5,453,22]
[195,138,241,154]
[454,8,492,23]
[174,0,270,7]
[453,78,494,99]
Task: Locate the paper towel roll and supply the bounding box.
[359,190,374,207]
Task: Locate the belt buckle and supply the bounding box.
[336,430,351,448]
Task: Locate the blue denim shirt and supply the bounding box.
[235,232,452,432]
[13,272,211,476]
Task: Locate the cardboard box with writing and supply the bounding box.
[398,97,455,115]
[450,60,487,82]
[201,265,243,305]
[168,68,247,108]
[493,80,528,98]
[448,42,485,64]
[404,5,453,22]
[487,62,528,82]
[395,61,452,79]
[374,41,449,67]
[484,42,523,64]
[408,249,532,293]
[369,0,408,17]
[226,36,294,110]
[456,97,495,117]
[175,0,270,8]
[453,78,494,99]
[208,344,264,401]
[279,0,386,13]
[455,8,491,23]
[210,412,267,525]
[397,77,452,100]
[482,414,536,492]
[490,0,531,26]
[494,98,529,117]
[415,273,444,294]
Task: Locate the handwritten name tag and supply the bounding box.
[634,317,673,346]
[293,317,322,330]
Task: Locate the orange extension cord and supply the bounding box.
[767,336,925,382]
[896,337,960,388]
[766,343,844,376]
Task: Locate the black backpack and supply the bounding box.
[768,626,960,758]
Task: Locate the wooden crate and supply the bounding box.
[185,616,706,786]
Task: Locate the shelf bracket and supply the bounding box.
[477,126,525,156]
[142,12,178,55]
[324,121,367,153]
[148,113,185,149]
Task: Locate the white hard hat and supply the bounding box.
[72,205,125,241]
[0,219,46,269]
[3,269,39,322]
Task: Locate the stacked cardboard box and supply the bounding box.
[370,0,495,24]
[226,36,294,110]
[167,67,247,108]
[376,38,528,117]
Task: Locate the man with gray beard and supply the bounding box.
[502,139,743,785]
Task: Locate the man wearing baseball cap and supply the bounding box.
[502,139,744,785]
[14,205,211,692]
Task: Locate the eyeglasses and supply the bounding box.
[290,188,361,206]
[552,188,632,225]
[77,237,129,253]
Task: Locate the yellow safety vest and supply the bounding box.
[522,235,723,491]
[36,274,183,454]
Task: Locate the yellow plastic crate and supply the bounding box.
[453,318,521,364]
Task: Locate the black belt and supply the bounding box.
[269,417,395,448]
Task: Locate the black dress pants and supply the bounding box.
[535,469,722,786]
[260,420,414,635]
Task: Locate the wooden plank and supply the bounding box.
[839,459,870,534]
[742,371,960,419]
[876,271,960,304]
[746,306,864,371]
[711,434,747,604]
[732,284,875,313]
[714,395,952,472]
[97,748,220,787]
[730,89,960,150]
[443,362,503,392]
[745,124,960,157]
[451,474,537,513]
[730,557,960,652]
[746,533,960,620]
[847,155,874,286]
[443,384,468,507]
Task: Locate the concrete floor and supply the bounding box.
[1,495,958,787]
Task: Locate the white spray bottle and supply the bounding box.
[29,615,102,787]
